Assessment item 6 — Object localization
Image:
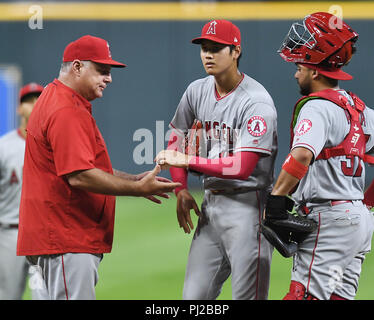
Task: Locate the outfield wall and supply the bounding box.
[1,1,374,185]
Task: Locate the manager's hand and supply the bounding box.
[137,164,182,199]
[136,167,177,204]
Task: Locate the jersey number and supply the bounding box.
[340,155,362,177]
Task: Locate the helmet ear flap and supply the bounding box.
[343,41,354,65]
[326,40,355,68]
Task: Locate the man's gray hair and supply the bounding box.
[59,61,73,74]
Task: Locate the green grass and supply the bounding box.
[22,191,373,300]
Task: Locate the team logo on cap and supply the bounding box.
[247,116,267,137]
[29,83,38,91]
[295,119,312,136]
[206,20,217,35]
[106,42,112,58]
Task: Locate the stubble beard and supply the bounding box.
[298,81,311,96]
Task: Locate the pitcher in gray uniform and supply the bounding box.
[262,12,374,300]
[0,83,43,299]
[156,20,277,300]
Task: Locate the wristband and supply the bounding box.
[282,153,308,180]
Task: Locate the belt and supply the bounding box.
[209,187,252,195]
[0,223,18,229]
[331,200,353,206]
[301,200,352,215]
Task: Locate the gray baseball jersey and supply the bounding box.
[292,90,374,206]
[170,73,277,300]
[0,130,25,225]
[290,90,374,300]
[170,73,278,191]
[0,129,29,299]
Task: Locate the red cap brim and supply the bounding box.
[91,59,126,68]
[191,35,234,46]
[301,63,353,80]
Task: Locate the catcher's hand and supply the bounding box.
[260,195,317,258]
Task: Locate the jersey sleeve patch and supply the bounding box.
[295,119,312,136]
[247,116,267,137]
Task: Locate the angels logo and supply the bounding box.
[247,116,267,137]
[206,21,217,35]
[9,169,19,185]
[295,119,312,136]
[106,42,112,58]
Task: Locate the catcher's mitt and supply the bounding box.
[260,195,318,258]
[183,119,204,176]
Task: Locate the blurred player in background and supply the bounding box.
[262,12,374,300]
[16,35,180,300]
[0,83,43,299]
[156,20,277,300]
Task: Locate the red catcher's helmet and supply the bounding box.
[278,12,358,68]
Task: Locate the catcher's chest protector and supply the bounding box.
[290,88,374,164]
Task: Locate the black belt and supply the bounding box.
[209,187,252,195]
[0,223,18,229]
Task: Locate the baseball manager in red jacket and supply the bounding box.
[17,35,180,300]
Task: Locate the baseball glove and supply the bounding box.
[183,119,204,176]
[260,195,318,258]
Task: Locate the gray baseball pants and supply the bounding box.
[0,227,28,299]
[183,189,273,300]
[293,200,374,300]
[26,253,102,300]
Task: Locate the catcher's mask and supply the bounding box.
[278,12,358,80]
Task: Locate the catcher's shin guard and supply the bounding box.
[330,293,347,300]
[283,281,318,300]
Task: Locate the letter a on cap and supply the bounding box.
[206,21,217,35]
[107,42,112,58]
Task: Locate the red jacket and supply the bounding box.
[17,79,115,256]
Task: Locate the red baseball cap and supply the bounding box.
[300,63,353,80]
[63,35,126,68]
[192,20,241,46]
[19,82,44,102]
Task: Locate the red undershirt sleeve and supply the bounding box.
[167,131,188,195]
[167,131,261,193]
[188,151,260,180]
